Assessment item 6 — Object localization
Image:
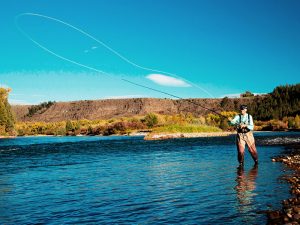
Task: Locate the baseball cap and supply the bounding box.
[240,105,248,110]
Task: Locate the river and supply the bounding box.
[0,132,299,224]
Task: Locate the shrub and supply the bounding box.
[154,124,222,133]
[241,91,254,98]
[66,120,74,132]
[144,113,158,128]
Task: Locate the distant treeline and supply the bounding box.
[26,101,55,117]
[219,84,300,121]
[249,84,300,121]
[0,88,16,136]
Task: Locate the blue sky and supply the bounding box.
[0,0,299,104]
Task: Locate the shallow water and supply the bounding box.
[0,132,299,224]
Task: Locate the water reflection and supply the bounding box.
[235,165,258,213]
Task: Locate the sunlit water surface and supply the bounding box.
[0,132,299,224]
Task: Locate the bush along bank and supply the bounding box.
[15,112,300,137]
[15,113,225,136]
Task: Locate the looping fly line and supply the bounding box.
[15,13,227,118]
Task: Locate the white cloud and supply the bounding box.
[91,46,98,50]
[146,74,191,87]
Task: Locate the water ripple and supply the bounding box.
[0,132,299,224]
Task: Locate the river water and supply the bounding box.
[0,132,299,224]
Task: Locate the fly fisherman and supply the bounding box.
[229,105,258,167]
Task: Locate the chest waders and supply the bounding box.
[236,114,258,167]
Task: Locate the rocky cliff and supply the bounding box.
[12,97,255,122]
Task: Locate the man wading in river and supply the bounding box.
[229,105,258,167]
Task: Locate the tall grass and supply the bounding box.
[153,124,222,133]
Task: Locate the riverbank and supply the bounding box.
[0,135,16,139]
[0,131,233,140]
[2,131,297,140]
[267,142,300,224]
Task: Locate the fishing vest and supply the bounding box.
[237,114,251,133]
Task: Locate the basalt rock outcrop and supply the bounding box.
[12,97,254,122]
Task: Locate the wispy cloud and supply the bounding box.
[146,74,191,87]
[84,46,98,53]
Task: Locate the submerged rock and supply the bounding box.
[268,144,300,224]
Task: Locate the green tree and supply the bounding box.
[251,84,300,121]
[144,113,158,128]
[65,120,74,131]
[295,115,300,129]
[219,118,229,130]
[220,97,229,108]
[241,91,254,98]
[0,88,15,135]
[26,101,55,117]
[74,121,81,131]
[87,125,93,135]
[287,117,295,128]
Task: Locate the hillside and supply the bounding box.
[12,97,254,123]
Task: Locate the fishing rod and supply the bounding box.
[122,78,229,120]
[125,78,247,137]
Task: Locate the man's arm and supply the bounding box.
[229,115,239,126]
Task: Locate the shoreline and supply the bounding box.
[0,132,233,140]
[1,130,298,140]
[267,142,300,224]
[144,131,235,140]
[0,135,17,139]
[143,130,299,140]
